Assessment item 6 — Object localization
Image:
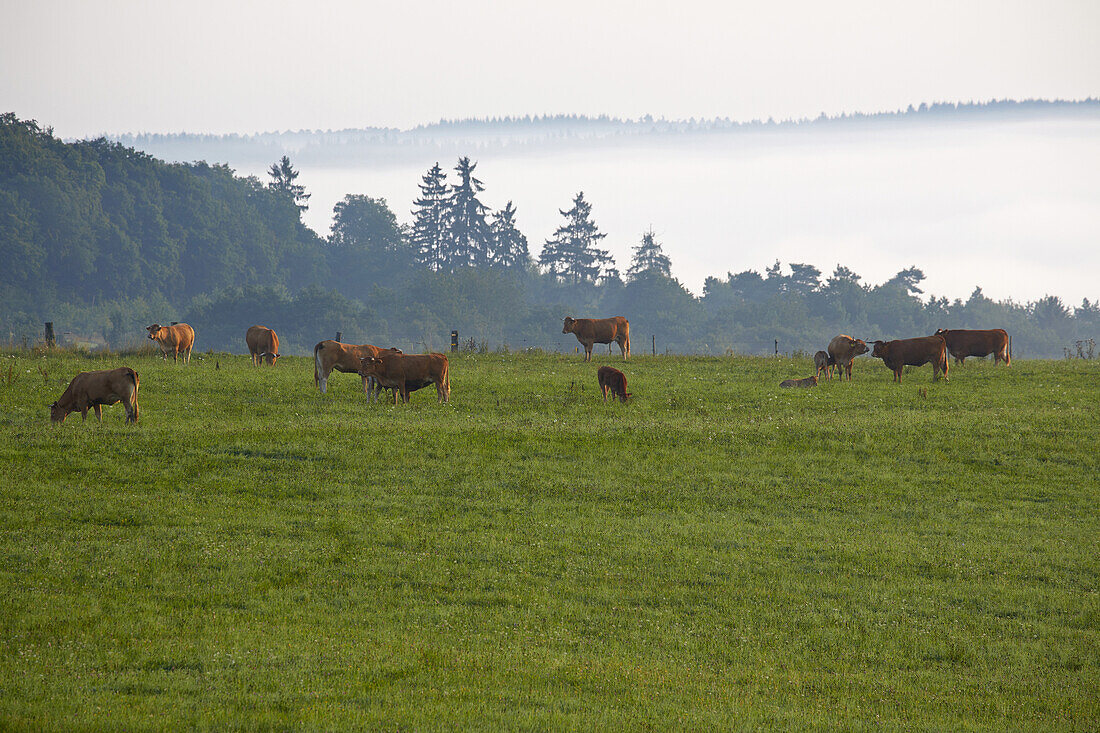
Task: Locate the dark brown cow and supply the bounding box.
[934,328,1010,366]
[314,340,402,395]
[358,352,450,404]
[827,335,869,381]
[50,367,139,424]
[871,336,949,383]
[597,366,631,403]
[245,325,280,366]
[146,323,195,364]
[813,350,834,379]
[780,376,818,388]
[563,316,630,361]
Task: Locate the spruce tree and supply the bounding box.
[446,157,492,269]
[539,192,613,284]
[626,228,672,280]
[410,163,448,270]
[488,201,531,269]
[267,155,310,211]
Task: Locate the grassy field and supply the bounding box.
[0,348,1097,730]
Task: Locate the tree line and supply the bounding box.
[1,112,1096,358]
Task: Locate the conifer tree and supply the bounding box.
[267,155,310,211]
[626,228,672,280]
[489,201,531,269]
[410,163,448,270]
[539,192,613,284]
[446,157,492,268]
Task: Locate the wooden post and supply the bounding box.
[45,323,55,348]
[1008,335,1012,360]
[774,339,778,357]
[451,330,459,352]
[652,335,655,356]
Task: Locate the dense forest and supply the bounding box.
[2,112,1097,358]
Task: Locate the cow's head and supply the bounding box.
[261,352,279,366]
[358,356,383,378]
[871,340,888,358]
[562,317,576,334]
[49,401,67,423]
[852,338,870,357]
[146,324,163,340]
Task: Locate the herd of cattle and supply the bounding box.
[46,316,1011,423]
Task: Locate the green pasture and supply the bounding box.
[0,349,1097,730]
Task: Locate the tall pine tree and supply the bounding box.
[489,201,531,269]
[446,157,492,269]
[626,228,672,280]
[410,163,448,270]
[267,155,310,211]
[539,192,613,284]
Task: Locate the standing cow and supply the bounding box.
[246,325,280,366]
[871,336,949,383]
[50,367,139,424]
[146,323,195,364]
[314,340,402,395]
[813,350,834,380]
[827,335,869,381]
[597,366,631,403]
[562,316,630,361]
[934,328,1010,366]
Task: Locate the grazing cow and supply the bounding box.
[314,340,402,395]
[827,335,869,381]
[934,328,1010,366]
[780,375,818,388]
[50,367,139,424]
[245,325,280,366]
[871,336,949,383]
[146,323,195,364]
[597,366,631,403]
[358,352,450,404]
[813,350,834,379]
[562,316,630,361]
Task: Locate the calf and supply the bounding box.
[871,336,949,383]
[813,350,834,379]
[50,367,139,424]
[780,376,818,388]
[597,366,631,403]
[358,352,450,404]
[146,323,195,364]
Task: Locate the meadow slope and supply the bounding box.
[1,350,1097,729]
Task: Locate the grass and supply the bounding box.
[0,349,1097,729]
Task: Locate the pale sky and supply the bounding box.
[2,0,1098,138]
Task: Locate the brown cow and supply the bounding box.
[314,340,402,395]
[934,328,1010,366]
[146,323,195,364]
[50,367,139,424]
[780,375,818,388]
[827,335,869,381]
[563,316,630,361]
[358,352,450,404]
[597,366,631,403]
[813,350,834,379]
[871,336,949,383]
[245,325,280,366]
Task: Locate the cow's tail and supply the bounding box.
[441,360,451,402]
[128,368,139,423]
[1001,337,1011,367]
[313,341,324,387]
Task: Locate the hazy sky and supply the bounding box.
[3,1,1098,138]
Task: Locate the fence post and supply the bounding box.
[45,323,55,348]
[774,339,778,357]
[451,330,459,352]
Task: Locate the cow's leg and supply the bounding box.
[361,375,369,394]
[584,344,593,361]
[602,385,609,402]
[81,407,88,422]
[93,404,102,422]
